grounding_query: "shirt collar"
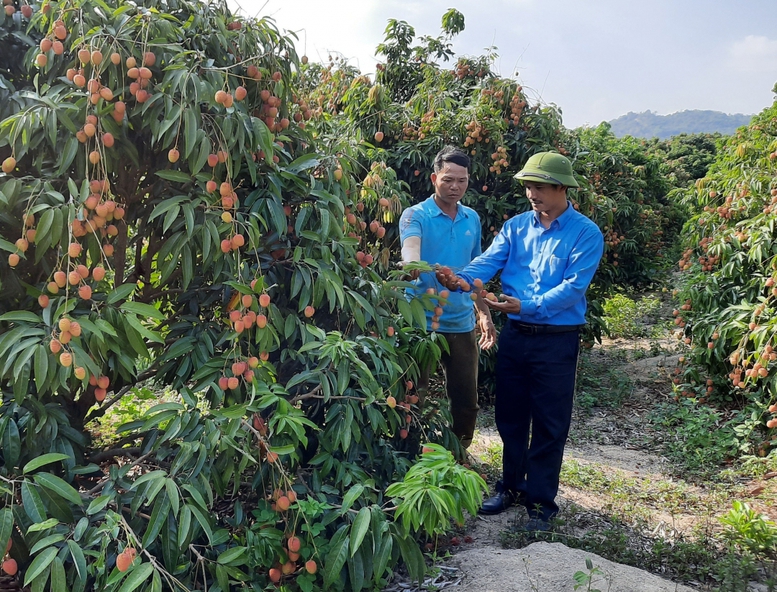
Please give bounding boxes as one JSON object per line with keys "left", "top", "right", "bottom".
{"left": 531, "top": 201, "right": 573, "bottom": 230}
{"left": 555, "top": 201, "right": 575, "bottom": 229}
{"left": 426, "top": 195, "right": 466, "bottom": 219}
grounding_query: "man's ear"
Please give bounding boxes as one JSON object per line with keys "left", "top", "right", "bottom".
{"left": 430, "top": 172, "right": 437, "bottom": 185}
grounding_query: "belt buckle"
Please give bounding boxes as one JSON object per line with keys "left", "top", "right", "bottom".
{"left": 514, "top": 321, "right": 537, "bottom": 334}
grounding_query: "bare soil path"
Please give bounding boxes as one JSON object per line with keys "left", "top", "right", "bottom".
{"left": 386, "top": 294, "right": 777, "bottom": 592}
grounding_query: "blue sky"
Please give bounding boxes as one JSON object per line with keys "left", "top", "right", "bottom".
{"left": 231, "top": 0, "right": 777, "bottom": 128}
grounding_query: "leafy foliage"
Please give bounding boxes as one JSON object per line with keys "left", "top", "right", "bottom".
{"left": 385, "top": 443, "right": 486, "bottom": 538}
{"left": 572, "top": 124, "right": 684, "bottom": 290}
{"left": 671, "top": 95, "right": 777, "bottom": 460}
{"left": 720, "top": 501, "right": 777, "bottom": 560}
{"left": 645, "top": 133, "right": 721, "bottom": 187}
{"left": 649, "top": 399, "right": 742, "bottom": 477}
{"left": 601, "top": 293, "right": 660, "bottom": 338}
{"left": 0, "top": 0, "right": 486, "bottom": 590}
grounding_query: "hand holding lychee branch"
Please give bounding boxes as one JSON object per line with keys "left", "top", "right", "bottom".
{"left": 391, "top": 260, "right": 433, "bottom": 281}
{"left": 432, "top": 266, "right": 487, "bottom": 298}
{"left": 433, "top": 265, "right": 464, "bottom": 291}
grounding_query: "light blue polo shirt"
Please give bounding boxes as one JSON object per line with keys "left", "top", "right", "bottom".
{"left": 399, "top": 196, "right": 482, "bottom": 333}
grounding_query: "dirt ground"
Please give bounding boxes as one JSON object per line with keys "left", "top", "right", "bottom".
{"left": 384, "top": 324, "right": 777, "bottom": 591}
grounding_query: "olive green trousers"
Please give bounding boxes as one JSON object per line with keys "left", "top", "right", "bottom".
{"left": 418, "top": 330, "right": 479, "bottom": 448}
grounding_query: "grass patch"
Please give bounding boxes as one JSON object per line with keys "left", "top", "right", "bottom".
{"left": 648, "top": 399, "right": 744, "bottom": 480}
{"left": 87, "top": 384, "right": 188, "bottom": 448}
{"left": 725, "top": 453, "right": 777, "bottom": 480}
{"left": 575, "top": 350, "right": 634, "bottom": 410}
{"left": 478, "top": 439, "right": 503, "bottom": 469}
{"left": 560, "top": 458, "right": 731, "bottom": 524}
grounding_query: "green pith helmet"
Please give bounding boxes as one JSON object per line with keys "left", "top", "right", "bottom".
{"left": 514, "top": 152, "right": 579, "bottom": 188}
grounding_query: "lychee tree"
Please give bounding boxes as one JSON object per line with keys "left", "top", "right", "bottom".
{"left": 671, "top": 89, "right": 777, "bottom": 456}
{"left": 645, "top": 132, "right": 721, "bottom": 188}
{"left": 0, "top": 0, "right": 486, "bottom": 590}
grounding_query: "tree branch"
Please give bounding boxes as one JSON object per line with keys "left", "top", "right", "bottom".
{"left": 89, "top": 447, "right": 141, "bottom": 463}
{"left": 141, "top": 268, "right": 183, "bottom": 302}
{"left": 288, "top": 384, "right": 322, "bottom": 404}
{"left": 120, "top": 506, "right": 152, "bottom": 521}
{"left": 289, "top": 384, "right": 366, "bottom": 405}
{"left": 114, "top": 218, "right": 129, "bottom": 285}
{"left": 188, "top": 544, "right": 207, "bottom": 565}
{"left": 87, "top": 450, "right": 155, "bottom": 495}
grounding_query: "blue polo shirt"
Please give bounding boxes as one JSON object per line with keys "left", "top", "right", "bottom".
{"left": 459, "top": 203, "right": 604, "bottom": 326}
{"left": 399, "top": 196, "right": 482, "bottom": 333}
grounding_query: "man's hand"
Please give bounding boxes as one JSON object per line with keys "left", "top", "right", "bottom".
{"left": 476, "top": 315, "right": 497, "bottom": 350}
{"left": 397, "top": 262, "right": 421, "bottom": 280}
{"left": 484, "top": 294, "right": 521, "bottom": 314}
{"left": 434, "top": 268, "right": 463, "bottom": 290}
{"left": 396, "top": 260, "right": 434, "bottom": 281}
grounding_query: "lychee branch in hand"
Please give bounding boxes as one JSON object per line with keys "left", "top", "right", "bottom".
{"left": 433, "top": 266, "right": 480, "bottom": 293}
{"left": 391, "top": 259, "right": 434, "bottom": 281}
{"left": 434, "top": 267, "right": 511, "bottom": 311}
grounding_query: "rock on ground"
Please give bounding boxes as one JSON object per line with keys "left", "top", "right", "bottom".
{"left": 448, "top": 541, "right": 696, "bottom": 592}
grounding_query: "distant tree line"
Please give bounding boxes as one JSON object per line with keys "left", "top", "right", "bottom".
{"left": 608, "top": 110, "right": 753, "bottom": 140}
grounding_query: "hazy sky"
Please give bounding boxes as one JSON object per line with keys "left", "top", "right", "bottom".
{"left": 231, "top": 0, "right": 777, "bottom": 128}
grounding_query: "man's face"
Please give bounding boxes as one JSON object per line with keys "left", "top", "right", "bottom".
{"left": 431, "top": 162, "right": 469, "bottom": 206}
{"left": 524, "top": 181, "right": 567, "bottom": 215}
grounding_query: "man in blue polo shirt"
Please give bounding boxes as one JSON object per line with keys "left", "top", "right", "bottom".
{"left": 399, "top": 146, "right": 496, "bottom": 449}
{"left": 436, "top": 152, "right": 604, "bottom": 530}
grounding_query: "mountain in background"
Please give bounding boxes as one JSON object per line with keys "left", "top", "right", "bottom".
{"left": 607, "top": 110, "right": 753, "bottom": 139}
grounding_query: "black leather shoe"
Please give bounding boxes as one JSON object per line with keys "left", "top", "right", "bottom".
{"left": 478, "top": 491, "right": 516, "bottom": 515}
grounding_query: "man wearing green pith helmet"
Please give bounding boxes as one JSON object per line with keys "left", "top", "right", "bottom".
{"left": 436, "top": 152, "right": 604, "bottom": 530}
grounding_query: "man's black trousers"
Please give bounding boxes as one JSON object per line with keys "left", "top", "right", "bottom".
{"left": 494, "top": 320, "right": 580, "bottom": 521}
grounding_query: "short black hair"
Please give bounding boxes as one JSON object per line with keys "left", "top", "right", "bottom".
{"left": 433, "top": 146, "right": 470, "bottom": 173}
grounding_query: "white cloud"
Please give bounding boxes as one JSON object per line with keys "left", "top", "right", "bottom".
{"left": 727, "top": 35, "right": 777, "bottom": 73}
{"left": 231, "top": 0, "right": 422, "bottom": 73}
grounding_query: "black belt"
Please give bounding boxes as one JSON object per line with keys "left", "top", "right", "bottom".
{"left": 509, "top": 320, "right": 583, "bottom": 334}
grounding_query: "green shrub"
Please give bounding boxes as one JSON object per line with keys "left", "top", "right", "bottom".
{"left": 671, "top": 96, "right": 777, "bottom": 453}
{"left": 720, "top": 501, "right": 777, "bottom": 560}
{"left": 386, "top": 443, "right": 487, "bottom": 538}
{"left": 601, "top": 293, "right": 660, "bottom": 338}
